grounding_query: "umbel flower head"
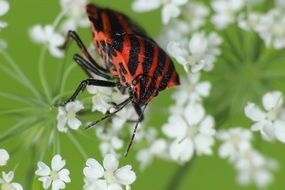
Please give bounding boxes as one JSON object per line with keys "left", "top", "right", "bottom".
{"left": 83, "top": 154, "right": 136, "bottom": 190}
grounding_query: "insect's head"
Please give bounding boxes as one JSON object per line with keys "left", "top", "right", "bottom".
{"left": 129, "top": 74, "right": 158, "bottom": 106}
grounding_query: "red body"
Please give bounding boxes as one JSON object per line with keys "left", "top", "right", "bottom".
{"left": 86, "top": 4, "right": 180, "bottom": 106}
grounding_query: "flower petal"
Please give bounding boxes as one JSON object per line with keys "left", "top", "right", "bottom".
{"left": 52, "top": 179, "right": 65, "bottom": 190}
{"left": 244, "top": 103, "right": 266, "bottom": 122}
{"left": 0, "top": 0, "right": 9, "bottom": 16}
{"left": 162, "top": 115, "right": 187, "bottom": 138}
{"left": 115, "top": 165, "right": 136, "bottom": 185}
{"left": 108, "top": 183, "right": 123, "bottom": 190}
{"left": 58, "top": 169, "right": 70, "bottom": 183}
{"left": 169, "top": 138, "right": 194, "bottom": 163}
{"left": 51, "top": 154, "right": 66, "bottom": 171}
{"left": 0, "top": 148, "right": 9, "bottom": 166}
{"left": 35, "top": 161, "right": 51, "bottom": 176}
{"left": 274, "top": 120, "right": 285, "bottom": 143}
{"left": 184, "top": 103, "right": 205, "bottom": 125}
{"left": 68, "top": 117, "right": 82, "bottom": 130}
{"left": 83, "top": 158, "right": 104, "bottom": 179}
{"left": 262, "top": 91, "right": 283, "bottom": 111}
{"left": 132, "top": 0, "right": 160, "bottom": 12}
{"left": 103, "top": 154, "right": 119, "bottom": 171}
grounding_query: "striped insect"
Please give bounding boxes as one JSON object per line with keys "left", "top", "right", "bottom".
{"left": 59, "top": 3, "right": 180, "bottom": 155}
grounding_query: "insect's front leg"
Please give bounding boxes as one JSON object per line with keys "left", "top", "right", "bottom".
{"left": 58, "top": 79, "right": 118, "bottom": 106}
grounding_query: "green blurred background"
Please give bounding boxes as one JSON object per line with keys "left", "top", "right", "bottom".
{"left": 0, "top": 0, "right": 285, "bottom": 190}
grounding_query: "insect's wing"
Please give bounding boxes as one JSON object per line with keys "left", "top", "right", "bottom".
{"left": 86, "top": 3, "right": 152, "bottom": 41}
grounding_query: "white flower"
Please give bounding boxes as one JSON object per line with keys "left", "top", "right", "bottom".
{"left": 136, "top": 139, "right": 168, "bottom": 170}
{"left": 245, "top": 91, "right": 285, "bottom": 142}
{"left": 111, "top": 105, "right": 137, "bottom": 130}
{"left": 0, "top": 0, "right": 9, "bottom": 29}
{"left": 59, "top": 0, "right": 89, "bottom": 32}
{"left": 180, "top": 2, "right": 209, "bottom": 31}
{"left": 238, "top": 12, "right": 261, "bottom": 31}
{"left": 211, "top": 0, "right": 245, "bottom": 29}
{"left": 132, "top": 0, "right": 188, "bottom": 24}
{"left": 0, "top": 171, "right": 23, "bottom": 190}
{"left": 83, "top": 154, "right": 136, "bottom": 190}
{"left": 0, "top": 149, "right": 9, "bottom": 166}
{"left": 96, "top": 126, "right": 124, "bottom": 156}
{"left": 235, "top": 149, "right": 278, "bottom": 188}
{"left": 162, "top": 104, "right": 215, "bottom": 163}
{"left": 35, "top": 154, "right": 71, "bottom": 190}
{"left": 57, "top": 100, "right": 84, "bottom": 132}
{"left": 30, "top": 25, "right": 65, "bottom": 57}
{"left": 167, "top": 32, "right": 222, "bottom": 72}
{"left": 87, "top": 85, "right": 113, "bottom": 114}
{"left": 255, "top": 9, "right": 285, "bottom": 49}
{"left": 216, "top": 128, "right": 252, "bottom": 161}
{"left": 157, "top": 20, "right": 190, "bottom": 49}
{"left": 171, "top": 73, "right": 211, "bottom": 106}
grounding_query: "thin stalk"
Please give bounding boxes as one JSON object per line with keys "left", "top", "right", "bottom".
{"left": 59, "top": 63, "right": 77, "bottom": 95}
{"left": 0, "top": 51, "right": 42, "bottom": 99}
{"left": 166, "top": 158, "right": 196, "bottom": 190}
{"left": 38, "top": 47, "right": 52, "bottom": 102}
{"left": 0, "top": 91, "right": 37, "bottom": 106}
{"left": 67, "top": 132, "right": 88, "bottom": 160}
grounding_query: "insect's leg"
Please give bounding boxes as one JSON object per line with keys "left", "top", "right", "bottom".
{"left": 73, "top": 53, "right": 111, "bottom": 79}
{"left": 60, "top": 30, "right": 108, "bottom": 73}
{"left": 126, "top": 102, "right": 144, "bottom": 123}
{"left": 86, "top": 97, "right": 132, "bottom": 129}
{"left": 124, "top": 103, "right": 146, "bottom": 157}
{"left": 62, "top": 79, "right": 117, "bottom": 105}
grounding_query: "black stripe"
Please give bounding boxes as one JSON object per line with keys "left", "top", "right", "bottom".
{"left": 128, "top": 35, "right": 140, "bottom": 76}
{"left": 153, "top": 48, "right": 166, "bottom": 81}
{"left": 105, "top": 9, "right": 125, "bottom": 34}
{"left": 119, "top": 62, "right": 127, "bottom": 74}
{"left": 142, "top": 40, "right": 153, "bottom": 74}
{"left": 158, "top": 59, "right": 174, "bottom": 91}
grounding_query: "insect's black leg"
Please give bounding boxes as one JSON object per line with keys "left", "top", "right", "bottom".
{"left": 124, "top": 103, "right": 147, "bottom": 157}
{"left": 86, "top": 97, "right": 132, "bottom": 129}
{"left": 60, "top": 30, "right": 108, "bottom": 73}
{"left": 73, "top": 54, "right": 111, "bottom": 79}
{"left": 62, "top": 79, "right": 117, "bottom": 105}
{"left": 126, "top": 102, "right": 144, "bottom": 123}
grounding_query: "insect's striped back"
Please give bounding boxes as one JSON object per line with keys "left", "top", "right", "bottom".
{"left": 86, "top": 3, "right": 180, "bottom": 106}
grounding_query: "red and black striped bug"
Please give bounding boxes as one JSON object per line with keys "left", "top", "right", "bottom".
{"left": 59, "top": 3, "right": 180, "bottom": 155}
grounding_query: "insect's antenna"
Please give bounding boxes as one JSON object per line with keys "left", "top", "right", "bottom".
{"left": 86, "top": 98, "right": 131, "bottom": 129}
{"left": 124, "top": 104, "right": 147, "bottom": 157}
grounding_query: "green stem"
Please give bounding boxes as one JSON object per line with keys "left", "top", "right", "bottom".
{"left": 166, "top": 158, "right": 195, "bottom": 190}
{"left": 0, "top": 51, "right": 42, "bottom": 99}
{"left": 38, "top": 47, "right": 52, "bottom": 103}
{"left": 67, "top": 132, "right": 88, "bottom": 160}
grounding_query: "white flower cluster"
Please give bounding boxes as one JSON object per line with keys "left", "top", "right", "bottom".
{"left": 83, "top": 154, "right": 136, "bottom": 190}
{"left": 35, "top": 153, "right": 137, "bottom": 190}
{"left": 245, "top": 91, "right": 285, "bottom": 143}
{"left": 136, "top": 128, "right": 168, "bottom": 170}
{"left": 167, "top": 32, "right": 222, "bottom": 73}
{"left": 159, "top": 73, "right": 215, "bottom": 164}
{"left": 132, "top": 0, "right": 188, "bottom": 24}
{"left": 237, "top": 2, "right": 285, "bottom": 49}
{"left": 217, "top": 128, "right": 278, "bottom": 188}
{"left": 0, "top": 0, "right": 9, "bottom": 30}
{"left": 0, "top": 148, "right": 23, "bottom": 190}
{"left": 29, "top": 0, "right": 89, "bottom": 57}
